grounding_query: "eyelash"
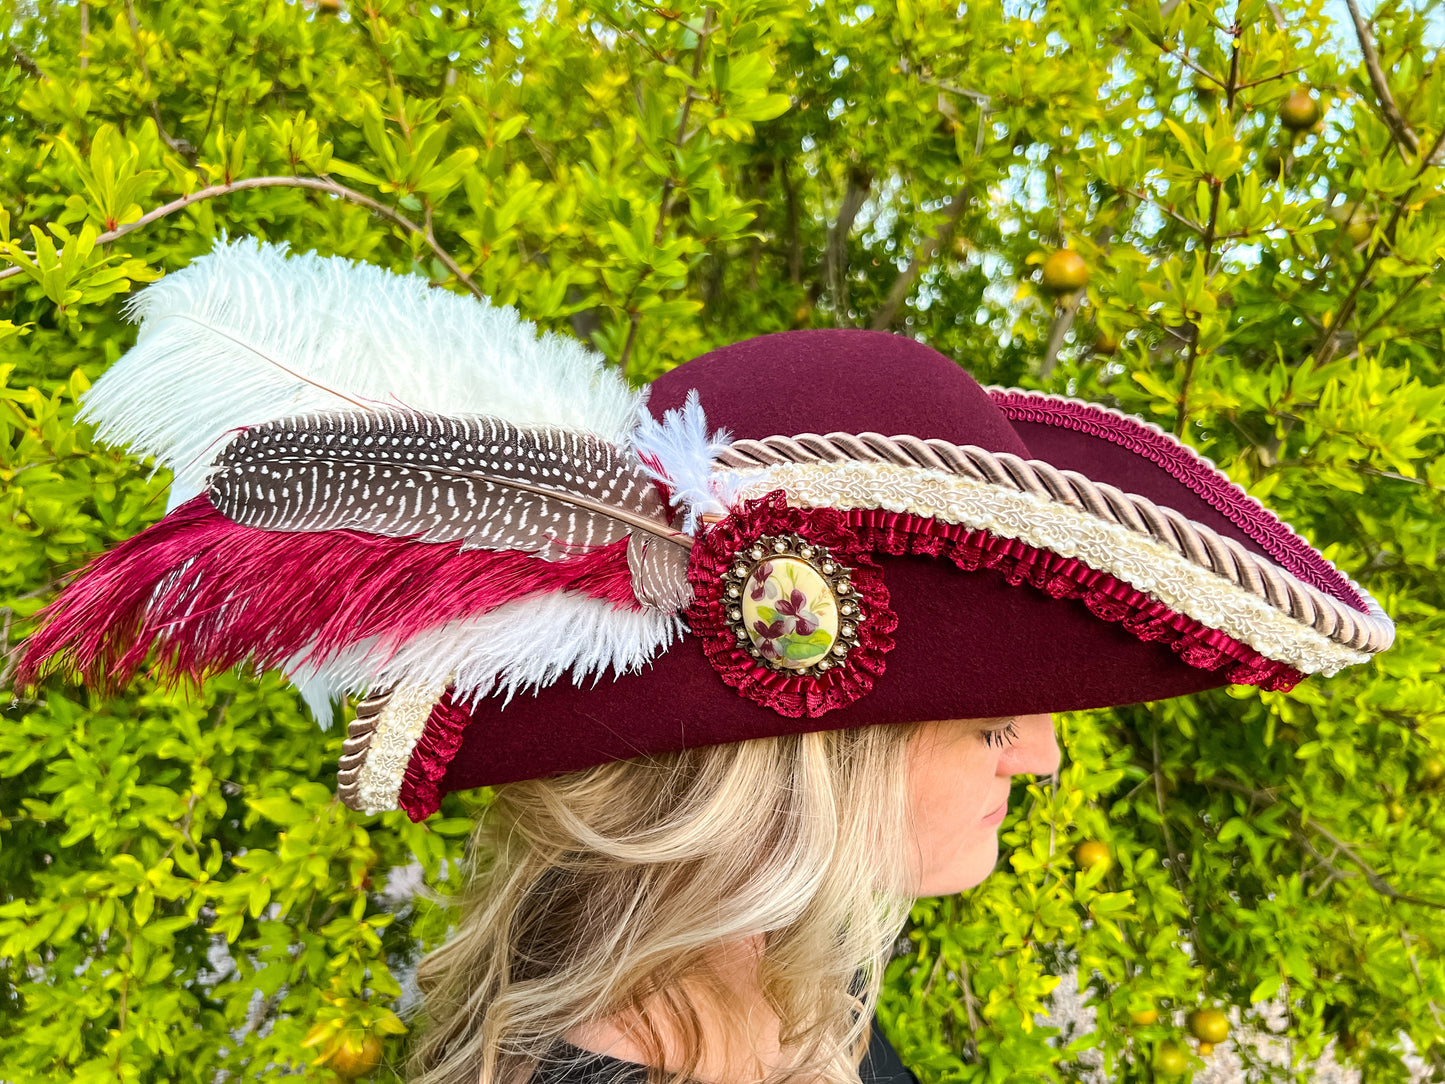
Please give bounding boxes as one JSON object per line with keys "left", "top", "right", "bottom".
{"left": 982, "top": 721, "right": 1021, "bottom": 749}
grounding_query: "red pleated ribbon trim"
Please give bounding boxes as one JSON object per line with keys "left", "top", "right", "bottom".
{"left": 843, "top": 508, "right": 1304, "bottom": 692}
{"left": 398, "top": 496, "right": 1307, "bottom": 820}
{"left": 398, "top": 690, "right": 473, "bottom": 821}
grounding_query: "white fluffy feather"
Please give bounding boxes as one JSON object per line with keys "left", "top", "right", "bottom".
{"left": 286, "top": 592, "right": 683, "bottom": 722}
{"left": 82, "top": 235, "right": 643, "bottom": 490}
{"left": 631, "top": 388, "right": 741, "bottom": 534}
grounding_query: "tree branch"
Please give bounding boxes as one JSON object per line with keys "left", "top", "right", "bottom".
{"left": 1343, "top": 0, "right": 1420, "bottom": 158}
{"left": 1206, "top": 777, "right": 1445, "bottom": 912}
{"left": 619, "top": 8, "right": 715, "bottom": 382}
{"left": 0, "top": 176, "right": 482, "bottom": 296}
{"left": 1306, "top": 124, "right": 1445, "bottom": 368}
{"left": 1040, "top": 289, "right": 1084, "bottom": 379}
{"left": 823, "top": 168, "right": 871, "bottom": 323}
{"left": 870, "top": 186, "right": 971, "bottom": 331}
{"left": 9, "top": 45, "right": 43, "bottom": 79}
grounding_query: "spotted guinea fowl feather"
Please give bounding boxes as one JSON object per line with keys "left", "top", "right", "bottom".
{"left": 207, "top": 409, "right": 693, "bottom": 610}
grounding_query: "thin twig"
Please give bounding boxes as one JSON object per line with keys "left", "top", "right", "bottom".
{"left": 1400, "top": 930, "right": 1445, "bottom": 1036}
{"left": 1356, "top": 465, "right": 1428, "bottom": 485}
{"left": 1122, "top": 188, "right": 1204, "bottom": 234}
{"left": 1206, "top": 777, "right": 1445, "bottom": 911}
{"left": 122, "top": 0, "right": 195, "bottom": 159}
{"left": 0, "top": 608, "right": 15, "bottom": 691}
{"left": 0, "top": 176, "right": 482, "bottom": 296}
{"left": 871, "top": 186, "right": 971, "bottom": 330}
{"left": 780, "top": 159, "right": 802, "bottom": 285}
{"left": 954, "top": 949, "right": 982, "bottom": 1062}
{"left": 1355, "top": 267, "right": 1435, "bottom": 341}
{"left": 1173, "top": 23, "right": 1240, "bottom": 438}
{"left": 653, "top": 8, "right": 715, "bottom": 245}
{"left": 1343, "top": 0, "right": 1419, "bottom": 157}
{"left": 1153, "top": 726, "right": 1202, "bottom": 942}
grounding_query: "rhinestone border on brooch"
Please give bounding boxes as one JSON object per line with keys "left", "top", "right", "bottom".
{"left": 719, "top": 533, "right": 864, "bottom": 677}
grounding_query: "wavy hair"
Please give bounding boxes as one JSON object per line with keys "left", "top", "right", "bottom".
{"left": 407, "top": 723, "right": 921, "bottom": 1084}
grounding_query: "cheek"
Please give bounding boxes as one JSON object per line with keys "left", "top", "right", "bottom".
{"left": 905, "top": 738, "right": 1005, "bottom": 896}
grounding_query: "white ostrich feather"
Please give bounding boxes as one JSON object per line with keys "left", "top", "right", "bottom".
{"left": 631, "top": 388, "right": 741, "bottom": 534}
{"left": 287, "top": 592, "right": 683, "bottom": 723}
{"left": 81, "top": 235, "right": 643, "bottom": 492}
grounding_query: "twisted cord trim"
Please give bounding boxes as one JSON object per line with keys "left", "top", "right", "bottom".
{"left": 984, "top": 387, "right": 1368, "bottom": 611}
{"left": 716, "top": 435, "right": 1392, "bottom": 658}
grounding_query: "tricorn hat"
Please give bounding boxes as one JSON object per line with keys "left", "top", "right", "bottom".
{"left": 22, "top": 238, "right": 1394, "bottom": 820}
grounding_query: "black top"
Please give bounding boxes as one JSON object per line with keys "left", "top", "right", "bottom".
{"left": 533, "top": 1017, "right": 920, "bottom": 1084}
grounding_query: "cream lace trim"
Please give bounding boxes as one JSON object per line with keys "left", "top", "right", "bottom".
{"left": 336, "top": 681, "right": 448, "bottom": 814}
{"left": 734, "top": 462, "right": 1372, "bottom": 677}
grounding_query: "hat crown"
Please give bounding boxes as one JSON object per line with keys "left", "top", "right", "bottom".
{"left": 647, "top": 329, "right": 1031, "bottom": 457}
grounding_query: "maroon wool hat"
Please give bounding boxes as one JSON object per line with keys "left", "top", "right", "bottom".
{"left": 409, "top": 330, "right": 1390, "bottom": 816}
{"left": 22, "top": 241, "right": 1392, "bottom": 821}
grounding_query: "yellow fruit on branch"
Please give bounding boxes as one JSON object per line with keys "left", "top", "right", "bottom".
{"left": 1188, "top": 1008, "right": 1230, "bottom": 1045}
{"left": 1040, "top": 249, "right": 1089, "bottom": 294}
{"left": 330, "top": 1034, "right": 384, "bottom": 1080}
{"left": 1130, "top": 1007, "right": 1160, "bottom": 1026}
{"left": 1075, "top": 840, "right": 1111, "bottom": 872}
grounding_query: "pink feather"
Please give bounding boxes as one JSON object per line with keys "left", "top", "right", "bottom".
{"left": 20, "top": 496, "right": 640, "bottom": 690}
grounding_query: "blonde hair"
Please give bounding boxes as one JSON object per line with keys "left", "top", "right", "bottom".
{"left": 408, "top": 723, "right": 920, "bottom": 1084}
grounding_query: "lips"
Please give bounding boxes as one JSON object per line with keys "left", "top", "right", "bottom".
{"left": 981, "top": 797, "right": 1010, "bottom": 823}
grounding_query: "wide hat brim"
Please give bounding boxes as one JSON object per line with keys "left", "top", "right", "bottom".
{"left": 414, "top": 330, "right": 1387, "bottom": 815}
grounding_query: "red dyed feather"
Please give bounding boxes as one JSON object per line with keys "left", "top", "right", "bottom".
{"left": 20, "top": 496, "right": 639, "bottom": 690}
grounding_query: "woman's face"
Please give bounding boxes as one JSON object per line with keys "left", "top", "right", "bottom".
{"left": 904, "top": 714, "right": 1060, "bottom": 896}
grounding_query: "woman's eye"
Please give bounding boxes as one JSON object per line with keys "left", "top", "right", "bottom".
{"left": 982, "top": 721, "right": 1021, "bottom": 749}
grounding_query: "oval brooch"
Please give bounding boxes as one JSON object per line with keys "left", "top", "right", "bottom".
{"left": 722, "top": 535, "right": 862, "bottom": 675}
{"left": 686, "top": 491, "right": 896, "bottom": 718}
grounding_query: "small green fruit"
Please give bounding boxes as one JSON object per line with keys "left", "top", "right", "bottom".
{"left": 1279, "top": 88, "right": 1321, "bottom": 131}
{"left": 1155, "top": 1041, "right": 1188, "bottom": 1075}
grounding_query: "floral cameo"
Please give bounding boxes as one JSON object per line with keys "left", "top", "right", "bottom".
{"left": 720, "top": 535, "right": 863, "bottom": 676}
{"left": 686, "top": 491, "right": 895, "bottom": 718}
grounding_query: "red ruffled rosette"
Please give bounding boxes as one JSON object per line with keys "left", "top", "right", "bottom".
{"left": 687, "top": 491, "right": 898, "bottom": 717}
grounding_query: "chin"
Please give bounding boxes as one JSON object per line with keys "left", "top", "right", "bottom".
{"left": 916, "top": 836, "right": 1000, "bottom": 897}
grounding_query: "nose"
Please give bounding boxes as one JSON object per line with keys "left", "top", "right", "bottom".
{"left": 998, "top": 713, "right": 1060, "bottom": 778}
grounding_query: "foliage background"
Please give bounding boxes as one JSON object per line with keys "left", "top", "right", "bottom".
{"left": 2, "top": 0, "right": 1443, "bottom": 1081}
